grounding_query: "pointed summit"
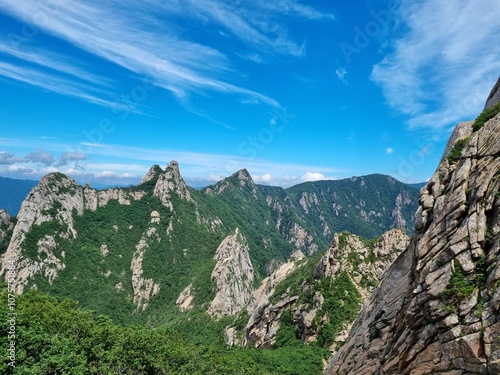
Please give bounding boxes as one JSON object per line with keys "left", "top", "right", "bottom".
{"left": 236, "top": 168, "right": 254, "bottom": 186}
{"left": 153, "top": 160, "right": 193, "bottom": 208}
{"left": 141, "top": 164, "right": 163, "bottom": 185}
{"left": 204, "top": 168, "right": 257, "bottom": 197}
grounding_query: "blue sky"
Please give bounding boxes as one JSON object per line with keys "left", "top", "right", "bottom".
{"left": 0, "top": 0, "right": 499, "bottom": 188}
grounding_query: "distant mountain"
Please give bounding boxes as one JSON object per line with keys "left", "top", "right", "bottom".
{"left": 0, "top": 176, "right": 38, "bottom": 216}
{"left": 0, "top": 163, "right": 419, "bottom": 326}
{"left": 407, "top": 181, "right": 427, "bottom": 189}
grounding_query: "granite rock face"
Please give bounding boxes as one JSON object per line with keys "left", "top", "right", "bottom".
{"left": 485, "top": 76, "right": 500, "bottom": 110}
{"left": 325, "top": 106, "right": 500, "bottom": 374}
{"left": 0, "top": 210, "right": 14, "bottom": 244}
{"left": 208, "top": 228, "right": 255, "bottom": 318}
{"left": 242, "top": 230, "right": 408, "bottom": 350}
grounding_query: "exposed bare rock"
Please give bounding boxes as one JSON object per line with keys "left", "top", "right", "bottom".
{"left": 16, "top": 235, "right": 66, "bottom": 286}
{"left": 243, "top": 295, "right": 299, "bottom": 349}
{"left": 326, "top": 112, "right": 500, "bottom": 374}
{"left": 243, "top": 229, "right": 409, "bottom": 350}
{"left": 208, "top": 228, "right": 255, "bottom": 318}
{"left": 249, "top": 251, "right": 305, "bottom": 314}
{"left": 485, "top": 76, "right": 500, "bottom": 109}
{"left": 391, "top": 190, "right": 413, "bottom": 229}
{"left": 0, "top": 210, "right": 14, "bottom": 243}
{"left": 131, "top": 227, "right": 161, "bottom": 311}
{"left": 287, "top": 222, "right": 318, "bottom": 255}
{"left": 150, "top": 210, "right": 160, "bottom": 224}
{"left": 176, "top": 284, "right": 194, "bottom": 312}
{"left": 0, "top": 174, "right": 83, "bottom": 292}
{"left": 153, "top": 160, "right": 194, "bottom": 209}
{"left": 299, "top": 192, "right": 319, "bottom": 213}
{"left": 0, "top": 173, "right": 148, "bottom": 293}
{"left": 141, "top": 164, "right": 163, "bottom": 184}
{"left": 316, "top": 229, "right": 409, "bottom": 297}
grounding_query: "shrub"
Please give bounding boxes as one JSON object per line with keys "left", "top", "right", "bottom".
{"left": 472, "top": 102, "right": 500, "bottom": 132}
{"left": 447, "top": 137, "right": 470, "bottom": 164}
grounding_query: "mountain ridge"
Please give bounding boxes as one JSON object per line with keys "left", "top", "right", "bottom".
{"left": 0, "top": 161, "right": 419, "bottom": 326}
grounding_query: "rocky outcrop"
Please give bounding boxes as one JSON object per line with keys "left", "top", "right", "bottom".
{"left": 326, "top": 105, "right": 500, "bottom": 374}
{"left": 316, "top": 229, "right": 410, "bottom": 299}
{"left": 485, "top": 76, "right": 500, "bottom": 110}
{"left": 205, "top": 168, "right": 258, "bottom": 198}
{"left": 391, "top": 190, "right": 413, "bottom": 229}
{"left": 0, "top": 173, "right": 148, "bottom": 293}
{"left": 176, "top": 284, "right": 194, "bottom": 312}
{"left": 153, "top": 160, "right": 194, "bottom": 210}
{"left": 286, "top": 222, "right": 318, "bottom": 255}
{"left": 141, "top": 164, "right": 163, "bottom": 184}
{"left": 241, "top": 251, "right": 305, "bottom": 347}
{"left": 243, "top": 230, "right": 408, "bottom": 350}
{"left": 131, "top": 226, "right": 161, "bottom": 311}
{"left": 208, "top": 228, "right": 255, "bottom": 318}
{"left": 0, "top": 210, "right": 14, "bottom": 244}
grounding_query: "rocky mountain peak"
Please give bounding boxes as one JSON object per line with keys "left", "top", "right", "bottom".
{"left": 204, "top": 168, "right": 258, "bottom": 197}
{"left": 141, "top": 164, "right": 163, "bottom": 184}
{"left": 326, "top": 88, "right": 500, "bottom": 374}
{"left": 237, "top": 168, "right": 253, "bottom": 184}
{"left": 153, "top": 160, "right": 193, "bottom": 208}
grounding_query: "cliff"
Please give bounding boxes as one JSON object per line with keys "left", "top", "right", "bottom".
{"left": 241, "top": 229, "right": 409, "bottom": 350}
{"left": 326, "top": 87, "right": 500, "bottom": 374}
{"left": 208, "top": 228, "right": 255, "bottom": 318}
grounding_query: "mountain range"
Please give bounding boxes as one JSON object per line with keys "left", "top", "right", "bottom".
{"left": 1, "top": 78, "right": 498, "bottom": 374}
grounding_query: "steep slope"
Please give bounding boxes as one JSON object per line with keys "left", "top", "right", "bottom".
{"left": 326, "top": 89, "right": 500, "bottom": 374}
{"left": 0, "top": 176, "right": 38, "bottom": 216}
{"left": 208, "top": 228, "right": 255, "bottom": 318}
{"left": 0, "top": 210, "right": 15, "bottom": 255}
{"left": 285, "top": 174, "right": 417, "bottom": 240}
{"left": 202, "top": 169, "right": 297, "bottom": 275}
{"left": 237, "top": 229, "right": 409, "bottom": 352}
{"left": 1, "top": 160, "right": 419, "bottom": 326}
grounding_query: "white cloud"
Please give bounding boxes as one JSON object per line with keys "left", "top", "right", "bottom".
{"left": 24, "top": 148, "right": 55, "bottom": 165}
{"left": 95, "top": 170, "right": 115, "bottom": 178}
{"left": 335, "top": 66, "right": 348, "bottom": 84}
{"left": 253, "top": 173, "right": 273, "bottom": 183}
{"left": 386, "top": 147, "right": 394, "bottom": 155}
{"left": 57, "top": 151, "right": 87, "bottom": 166}
{"left": 0, "top": 61, "right": 130, "bottom": 111}
{"left": 300, "top": 172, "right": 326, "bottom": 182}
{"left": 371, "top": 0, "right": 500, "bottom": 129}
{"left": 0, "top": 0, "right": 334, "bottom": 112}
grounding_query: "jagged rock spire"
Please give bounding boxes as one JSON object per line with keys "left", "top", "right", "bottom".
{"left": 153, "top": 160, "right": 193, "bottom": 208}
{"left": 141, "top": 164, "right": 163, "bottom": 184}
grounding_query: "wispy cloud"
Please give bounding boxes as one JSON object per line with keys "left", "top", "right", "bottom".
{"left": 0, "top": 40, "right": 111, "bottom": 86}
{"left": 254, "top": 0, "right": 334, "bottom": 21}
{"left": 371, "top": 0, "right": 500, "bottom": 129}
{"left": 0, "top": 0, "right": 331, "bottom": 112}
{"left": 0, "top": 61, "right": 129, "bottom": 110}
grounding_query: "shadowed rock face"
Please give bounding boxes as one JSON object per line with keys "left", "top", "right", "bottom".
{"left": 485, "top": 76, "right": 500, "bottom": 110}
{"left": 325, "top": 93, "right": 500, "bottom": 374}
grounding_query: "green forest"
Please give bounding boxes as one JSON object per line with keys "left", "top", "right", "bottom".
{"left": 0, "top": 289, "right": 325, "bottom": 374}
